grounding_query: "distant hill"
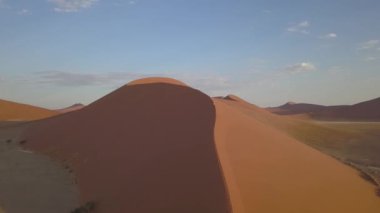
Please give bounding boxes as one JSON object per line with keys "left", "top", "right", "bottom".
{"left": 0, "top": 99, "right": 58, "bottom": 121}
{"left": 267, "top": 102, "right": 328, "bottom": 115}
{"left": 56, "top": 103, "right": 85, "bottom": 113}
{"left": 267, "top": 97, "right": 380, "bottom": 121}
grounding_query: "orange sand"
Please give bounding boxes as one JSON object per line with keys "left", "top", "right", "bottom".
{"left": 0, "top": 99, "right": 57, "bottom": 121}
{"left": 214, "top": 97, "right": 380, "bottom": 213}
{"left": 25, "top": 78, "right": 230, "bottom": 213}
{"left": 21, "top": 78, "right": 380, "bottom": 212}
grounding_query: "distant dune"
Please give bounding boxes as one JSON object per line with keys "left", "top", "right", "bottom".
{"left": 56, "top": 103, "right": 85, "bottom": 113}
{"left": 268, "top": 97, "right": 380, "bottom": 121}
{"left": 0, "top": 99, "right": 58, "bottom": 121}
{"left": 267, "top": 102, "right": 328, "bottom": 115}
{"left": 19, "top": 78, "right": 380, "bottom": 212}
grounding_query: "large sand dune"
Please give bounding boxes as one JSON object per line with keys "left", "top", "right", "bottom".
{"left": 0, "top": 99, "right": 57, "bottom": 121}
{"left": 13, "top": 78, "right": 380, "bottom": 212}
{"left": 24, "top": 78, "right": 231, "bottom": 213}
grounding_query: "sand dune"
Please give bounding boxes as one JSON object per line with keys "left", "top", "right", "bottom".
{"left": 214, "top": 97, "right": 380, "bottom": 213}
{"left": 0, "top": 99, "right": 57, "bottom": 121}
{"left": 24, "top": 77, "right": 230, "bottom": 213}
{"left": 268, "top": 97, "right": 380, "bottom": 121}
{"left": 56, "top": 103, "right": 85, "bottom": 114}
{"left": 16, "top": 78, "right": 380, "bottom": 212}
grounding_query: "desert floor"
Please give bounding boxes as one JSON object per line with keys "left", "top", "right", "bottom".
{"left": 309, "top": 121, "right": 380, "bottom": 184}
{"left": 0, "top": 122, "right": 79, "bottom": 213}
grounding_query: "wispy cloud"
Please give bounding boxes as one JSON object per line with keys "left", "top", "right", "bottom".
{"left": 262, "top": 9, "right": 272, "bottom": 14}
{"left": 48, "top": 0, "right": 98, "bottom": 13}
{"left": 36, "top": 71, "right": 152, "bottom": 86}
{"left": 319, "top": 33, "right": 337, "bottom": 39}
{"left": 33, "top": 70, "right": 237, "bottom": 96}
{"left": 17, "top": 9, "right": 31, "bottom": 15}
{"left": 358, "top": 40, "right": 380, "bottom": 62}
{"left": 284, "top": 62, "right": 316, "bottom": 74}
{"left": 364, "top": 56, "right": 379, "bottom": 62}
{"left": 359, "top": 39, "right": 380, "bottom": 50}
{"left": 172, "top": 73, "right": 234, "bottom": 93}
{"left": 287, "top": 21, "right": 310, "bottom": 34}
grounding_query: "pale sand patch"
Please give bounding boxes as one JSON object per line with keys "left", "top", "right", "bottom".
{"left": 0, "top": 122, "right": 79, "bottom": 213}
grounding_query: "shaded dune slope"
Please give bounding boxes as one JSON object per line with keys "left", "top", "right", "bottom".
{"left": 0, "top": 99, "right": 57, "bottom": 121}
{"left": 24, "top": 78, "right": 231, "bottom": 213}
{"left": 214, "top": 96, "right": 380, "bottom": 213}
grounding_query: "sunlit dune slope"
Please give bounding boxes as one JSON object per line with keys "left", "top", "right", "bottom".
{"left": 218, "top": 95, "right": 380, "bottom": 168}
{"left": 0, "top": 99, "right": 57, "bottom": 121}
{"left": 24, "top": 78, "right": 231, "bottom": 213}
{"left": 213, "top": 96, "right": 380, "bottom": 213}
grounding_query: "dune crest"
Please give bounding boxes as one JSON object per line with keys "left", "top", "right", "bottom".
{"left": 127, "top": 77, "right": 187, "bottom": 86}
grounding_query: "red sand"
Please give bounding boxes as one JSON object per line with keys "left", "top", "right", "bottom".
{"left": 0, "top": 99, "right": 57, "bottom": 121}
{"left": 25, "top": 78, "right": 231, "bottom": 213}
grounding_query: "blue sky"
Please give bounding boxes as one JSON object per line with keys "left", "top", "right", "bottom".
{"left": 1, "top": 0, "right": 380, "bottom": 108}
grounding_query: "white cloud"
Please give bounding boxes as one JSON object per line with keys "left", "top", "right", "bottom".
{"left": 284, "top": 62, "right": 316, "bottom": 74}
{"left": 320, "top": 33, "right": 337, "bottom": 39}
{"left": 364, "top": 56, "right": 379, "bottom": 62}
{"left": 287, "top": 21, "right": 310, "bottom": 34}
{"left": 17, "top": 9, "right": 31, "bottom": 15}
{"left": 359, "top": 40, "right": 380, "bottom": 50}
{"left": 48, "top": 0, "right": 98, "bottom": 13}
{"left": 298, "top": 21, "right": 309, "bottom": 27}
